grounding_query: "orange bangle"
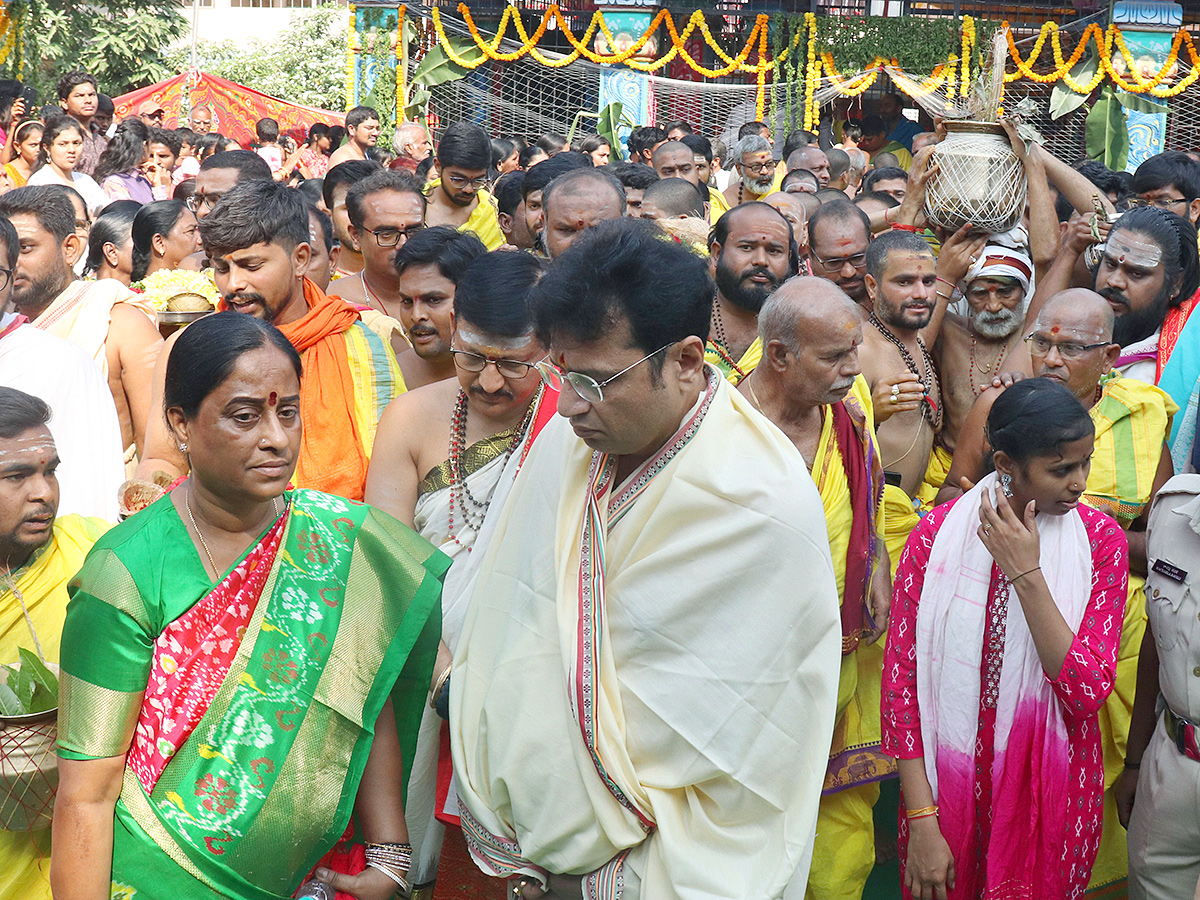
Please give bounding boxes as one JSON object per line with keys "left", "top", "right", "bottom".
{"left": 906, "top": 805, "right": 939, "bottom": 820}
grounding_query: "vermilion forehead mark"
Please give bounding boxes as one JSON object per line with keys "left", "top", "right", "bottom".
{"left": 1050, "top": 325, "right": 1060, "bottom": 335}
{"left": 268, "top": 391, "right": 277, "bottom": 406}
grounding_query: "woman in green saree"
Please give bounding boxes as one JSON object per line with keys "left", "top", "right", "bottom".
{"left": 51, "top": 312, "right": 447, "bottom": 900}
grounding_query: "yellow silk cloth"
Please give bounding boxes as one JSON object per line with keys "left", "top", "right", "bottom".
{"left": 812, "top": 377, "right": 894, "bottom": 788}
{"left": 1084, "top": 374, "right": 1176, "bottom": 527}
{"left": 806, "top": 782, "right": 881, "bottom": 900}
{"left": 463, "top": 192, "right": 505, "bottom": 250}
{"left": 703, "top": 337, "right": 761, "bottom": 385}
{"left": 916, "top": 443, "right": 953, "bottom": 514}
{"left": 1084, "top": 376, "right": 1174, "bottom": 898}
{"left": 809, "top": 378, "right": 893, "bottom": 897}
{"left": 0, "top": 515, "right": 109, "bottom": 900}
{"left": 707, "top": 185, "right": 730, "bottom": 222}
{"left": 451, "top": 374, "right": 841, "bottom": 898}
{"left": 883, "top": 483, "right": 921, "bottom": 579}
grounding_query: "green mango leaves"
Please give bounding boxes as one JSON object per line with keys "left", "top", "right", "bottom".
{"left": 0, "top": 648, "right": 59, "bottom": 717}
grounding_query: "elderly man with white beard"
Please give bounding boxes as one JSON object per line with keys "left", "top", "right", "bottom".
{"left": 931, "top": 244, "right": 1035, "bottom": 455}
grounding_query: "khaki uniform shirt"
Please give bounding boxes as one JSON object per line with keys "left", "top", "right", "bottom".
{"left": 1145, "top": 473, "right": 1200, "bottom": 722}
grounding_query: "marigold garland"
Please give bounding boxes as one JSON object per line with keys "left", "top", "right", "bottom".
{"left": 803, "top": 12, "right": 818, "bottom": 131}
{"left": 396, "top": 4, "right": 406, "bottom": 121}
{"left": 419, "top": 6, "right": 1198, "bottom": 120}
{"left": 1003, "top": 20, "right": 1199, "bottom": 98}
{"left": 0, "top": 6, "right": 14, "bottom": 67}
{"left": 960, "top": 16, "right": 974, "bottom": 97}
{"left": 346, "top": 3, "right": 357, "bottom": 109}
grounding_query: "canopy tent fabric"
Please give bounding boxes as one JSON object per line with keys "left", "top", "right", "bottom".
{"left": 114, "top": 71, "right": 345, "bottom": 147}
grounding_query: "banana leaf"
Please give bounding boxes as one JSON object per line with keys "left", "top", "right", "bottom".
{"left": 1085, "top": 87, "right": 1129, "bottom": 171}
{"left": 1049, "top": 54, "right": 1097, "bottom": 120}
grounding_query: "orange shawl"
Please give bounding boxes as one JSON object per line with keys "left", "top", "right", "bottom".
{"left": 249, "top": 279, "right": 369, "bottom": 499}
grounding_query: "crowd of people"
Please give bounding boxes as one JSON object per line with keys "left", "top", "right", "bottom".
{"left": 0, "top": 65, "right": 1198, "bottom": 900}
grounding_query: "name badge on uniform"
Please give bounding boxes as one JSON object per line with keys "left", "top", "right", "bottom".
{"left": 1152, "top": 558, "right": 1188, "bottom": 583}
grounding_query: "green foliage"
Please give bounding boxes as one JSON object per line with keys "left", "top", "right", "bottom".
{"left": 813, "top": 15, "right": 1000, "bottom": 76}
{"left": 596, "top": 101, "right": 632, "bottom": 153}
{"left": 31, "top": 0, "right": 187, "bottom": 96}
{"left": 363, "top": 39, "right": 399, "bottom": 136}
{"left": 166, "top": 4, "right": 349, "bottom": 112}
{"left": 1085, "top": 86, "right": 1129, "bottom": 171}
{"left": 402, "top": 33, "right": 482, "bottom": 123}
{"left": 1116, "top": 90, "right": 1168, "bottom": 115}
{"left": 0, "top": 648, "right": 58, "bottom": 717}
{"left": 1049, "top": 53, "right": 1098, "bottom": 120}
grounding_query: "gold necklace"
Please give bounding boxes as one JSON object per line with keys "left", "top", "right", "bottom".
{"left": 185, "top": 484, "right": 283, "bottom": 579}
{"left": 185, "top": 485, "right": 220, "bottom": 578}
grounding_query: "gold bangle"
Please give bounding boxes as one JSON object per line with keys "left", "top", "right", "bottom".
{"left": 906, "top": 805, "right": 939, "bottom": 819}
{"left": 429, "top": 665, "right": 451, "bottom": 709}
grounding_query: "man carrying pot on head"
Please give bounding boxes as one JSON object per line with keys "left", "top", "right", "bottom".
{"left": 0, "top": 386, "right": 108, "bottom": 900}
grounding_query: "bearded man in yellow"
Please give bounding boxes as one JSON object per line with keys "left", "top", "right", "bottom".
{"left": 0, "top": 388, "right": 108, "bottom": 899}
{"left": 703, "top": 203, "right": 794, "bottom": 384}
{"left": 738, "top": 278, "right": 894, "bottom": 900}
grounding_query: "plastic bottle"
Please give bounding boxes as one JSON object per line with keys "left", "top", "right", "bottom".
{"left": 294, "top": 881, "right": 336, "bottom": 900}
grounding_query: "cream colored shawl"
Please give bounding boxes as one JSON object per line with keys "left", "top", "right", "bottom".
{"left": 33, "top": 279, "right": 154, "bottom": 374}
{"left": 451, "top": 372, "right": 841, "bottom": 899}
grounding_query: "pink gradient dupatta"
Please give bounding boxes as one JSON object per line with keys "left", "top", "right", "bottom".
{"left": 915, "top": 473, "right": 1091, "bottom": 899}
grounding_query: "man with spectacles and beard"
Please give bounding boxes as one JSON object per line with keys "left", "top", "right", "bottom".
{"left": 392, "top": 225, "right": 487, "bottom": 389}
{"left": 135, "top": 180, "right": 403, "bottom": 501}
{"left": 704, "top": 202, "right": 795, "bottom": 384}
{"left": 424, "top": 122, "right": 504, "bottom": 250}
{"left": 808, "top": 202, "right": 874, "bottom": 311}
{"left": 720, "top": 134, "right": 780, "bottom": 209}
{"left": 365, "top": 250, "right": 558, "bottom": 897}
{"left": 450, "top": 218, "right": 839, "bottom": 900}
{"left": 329, "top": 169, "right": 426, "bottom": 329}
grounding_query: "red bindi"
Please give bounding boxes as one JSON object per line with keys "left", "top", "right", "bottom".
{"left": 1050, "top": 326, "right": 1060, "bottom": 335}
{"left": 268, "top": 391, "right": 277, "bottom": 406}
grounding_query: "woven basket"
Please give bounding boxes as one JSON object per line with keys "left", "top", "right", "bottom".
{"left": 924, "top": 121, "right": 1028, "bottom": 234}
{"left": 0, "top": 662, "right": 59, "bottom": 832}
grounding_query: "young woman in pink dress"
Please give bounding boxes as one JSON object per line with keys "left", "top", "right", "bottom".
{"left": 882, "top": 377, "right": 1129, "bottom": 900}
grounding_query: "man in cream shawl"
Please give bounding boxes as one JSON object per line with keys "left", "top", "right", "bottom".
{"left": 450, "top": 219, "right": 841, "bottom": 899}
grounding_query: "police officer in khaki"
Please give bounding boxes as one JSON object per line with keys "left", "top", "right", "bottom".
{"left": 1116, "top": 472, "right": 1200, "bottom": 899}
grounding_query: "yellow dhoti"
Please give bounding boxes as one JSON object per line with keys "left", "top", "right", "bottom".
{"left": 883, "top": 483, "right": 921, "bottom": 579}
{"left": 916, "top": 443, "right": 953, "bottom": 513}
{"left": 807, "top": 377, "right": 895, "bottom": 900}
{"left": 0, "top": 515, "right": 108, "bottom": 900}
{"left": 1083, "top": 376, "right": 1175, "bottom": 899}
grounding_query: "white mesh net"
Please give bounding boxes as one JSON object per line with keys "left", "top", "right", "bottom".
{"left": 417, "top": 12, "right": 1200, "bottom": 165}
